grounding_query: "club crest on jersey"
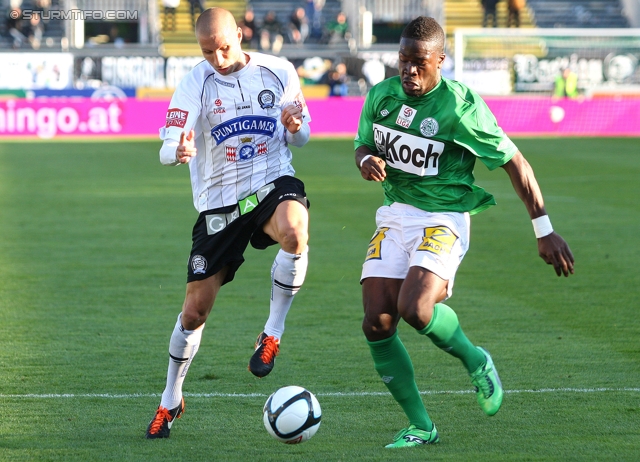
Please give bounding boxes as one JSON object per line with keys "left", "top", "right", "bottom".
{"left": 396, "top": 104, "right": 417, "bottom": 128}
{"left": 225, "top": 136, "right": 268, "bottom": 163}
{"left": 420, "top": 118, "right": 439, "bottom": 137}
{"left": 258, "top": 90, "right": 276, "bottom": 109}
{"left": 166, "top": 108, "right": 188, "bottom": 128}
{"left": 211, "top": 116, "right": 277, "bottom": 145}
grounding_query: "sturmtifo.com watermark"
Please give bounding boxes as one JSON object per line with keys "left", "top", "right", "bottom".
{"left": 12, "top": 9, "right": 139, "bottom": 21}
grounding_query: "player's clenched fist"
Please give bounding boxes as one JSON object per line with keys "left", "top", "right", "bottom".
{"left": 281, "top": 104, "right": 303, "bottom": 134}
{"left": 176, "top": 129, "right": 197, "bottom": 164}
{"left": 359, "top": 153, "right": 387, "bottom": 182}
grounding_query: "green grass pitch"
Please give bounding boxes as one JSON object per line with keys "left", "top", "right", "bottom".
{"left": 0, "top": 137, "right": 638, "bottom": 461}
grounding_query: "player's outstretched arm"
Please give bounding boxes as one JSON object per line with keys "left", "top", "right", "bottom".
{"left": 501, "top": 151, "right": 575, "bottom": 277}
{"left": 356, "top": 146, "right": 386, "bottom": 182}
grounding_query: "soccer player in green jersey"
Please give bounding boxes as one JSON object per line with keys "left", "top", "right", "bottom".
{"left": 355, "top": 16, "right": 574, "bottom": 448}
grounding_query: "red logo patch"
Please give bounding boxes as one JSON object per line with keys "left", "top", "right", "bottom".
{"left": 166, "top": 108, "right": 188, "bottom": 128}
{"left": 295, "top": 91, "right": 307, "bottom": 110}
{"left": 215, "top": 99, "right": 222, "bottom": 106}
{"left": 404, "top": 107, "right": 413, "bottom": 117}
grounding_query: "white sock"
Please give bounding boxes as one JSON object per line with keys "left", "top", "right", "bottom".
{"left": 264, "top": 247, "right": 308, "bottom": 340}
{"left": 160, "top": 313, "right": 204, "bottom": 409}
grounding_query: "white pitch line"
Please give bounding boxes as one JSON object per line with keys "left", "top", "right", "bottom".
{"left": 0, "top": 388, "right": 638, "bottom": 399}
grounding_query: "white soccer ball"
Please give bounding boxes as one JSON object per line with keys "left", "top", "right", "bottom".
{"left": 263, "top": 385, "right": 322, "bottom": 444}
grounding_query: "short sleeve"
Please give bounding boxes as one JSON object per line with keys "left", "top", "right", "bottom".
{"left": 454, "top": 98, "right": 517, "bottom": 171}
{"left": 354, "top": 91, "right": 376, "bottom": 151}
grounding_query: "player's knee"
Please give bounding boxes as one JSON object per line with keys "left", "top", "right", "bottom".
{"left": 362, "top": 314, "right": 396, "bottom": 341}
{"left": 279, "top": 226, "right": 308, "bottom": 253}
{"left": 181, "top": 304, "right": 209, "bottom": 330}
{"left": 398, "top": 301, "right": 434, "bottom": 331}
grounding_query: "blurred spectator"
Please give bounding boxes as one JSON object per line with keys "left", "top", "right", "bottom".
{"left": 327, "top": 62, "right": 349, "bottom": 97}
{"left": 323, "top": 11, "right": 349, "bottom": 45}
{"left": 26, "top": 12, "right": 44, "bottom": 49}
{"left": 6, "top": 6, "right": 26, "bottom": 48}
{"left": 78, "top": 56, "right": 97, "bottom": 86}
{"left": 239, "top": 9, "right": 258, "bottom": 48}
{"left": 296, "top": 56, "right": 331, "bottom": 84}
{"left": 287, "top": 7, "right": 309, "bottom": 45}
{"left": 554, "top": 67, "right": 578, "bottom": 99}
{"left": 507, "top": 0, "right": 525, "bottom": 27}
{"left": 306, "top": 0, "right": 325, "bottom": 42}
{"left": 259, "top": 10, "right": 284, "bottom": 53}
{"left": 481, "top": 0, "right": 500, "bottom": 28}
{"left": 188, "top": 0, "right": 206, "bottom": 30}
{"left": 34, "top": 0, "right": 51, "bottom": 13}
{"left": 110, "top": 24, "right": 124, "bottom": 48}
{"left": 163, "top": 0, "right": 180, "bottom": 32}
{"left": 362, "top": 59, "right": 386, "bottom": 87}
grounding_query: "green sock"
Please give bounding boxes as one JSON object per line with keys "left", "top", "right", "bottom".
{"left": 367, "top": 332, "right": 433, "bottom": 431}
{"left": 418, "top": 303, "right": 485, "bottom": 373}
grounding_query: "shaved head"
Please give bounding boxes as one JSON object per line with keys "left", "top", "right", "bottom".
{"left": 195, "top": 7, "right": 247, "bottom": 76}
{"left": 196, "top": 7, "right": 237, "bottom": 37}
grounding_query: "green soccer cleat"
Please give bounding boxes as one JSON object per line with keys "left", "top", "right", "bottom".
{"left": 470, "top": 347, "right": 503, "bottom": 416}
{"left": 385, "top": 424, "right": 440, "bottom": 448}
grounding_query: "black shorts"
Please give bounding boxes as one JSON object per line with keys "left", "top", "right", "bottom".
{"left": 187, "top": 175, "right": 309, "bottom": 285}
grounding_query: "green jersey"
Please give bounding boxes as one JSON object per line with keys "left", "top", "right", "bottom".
{"left": 354, "top": 76, "right": 517, "bottom": 214}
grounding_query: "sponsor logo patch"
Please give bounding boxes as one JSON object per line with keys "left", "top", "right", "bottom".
{"left": 211, "top": 116, "right": 277, "bottom": 145}
{"left": 395, "top": 104, "right": 417, "bottom": 128}
{"left": 225, "top": 136, "right": 268, "bottom": 162}
{"left": 166, "top": 108, "right": 188, "bottom": 128}
{"left": 293, "top": 90, "right": 306, "bottom": 110}
{"left": 214, "top": 77, "right": 235, "bottom": 88}
{"left": 417, "top": 226, "right": 458, "bottom": 255}
{"left": 235, "top": 101, "right": 252, "bottom": 112}
{"left": 497, "top": 135, "right": 516, "bottom": 152}
{"left": 373, "top": 123, "right": 444, "bottom": 176}
{"left": 380, "top": 109, "right": 389, "bottom": 117}
{"left": 420, "top": 117, "right": 439, "bottom": 137}
{"left": 366, "top": 227, "right": 388, "bottom": 261}
{"left": 205, "top": 209, "right": 239, "bottom": 235}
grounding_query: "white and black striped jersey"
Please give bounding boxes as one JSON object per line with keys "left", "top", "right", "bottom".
{"left": 159, "top": 52, "right": 311, "bottom": 212}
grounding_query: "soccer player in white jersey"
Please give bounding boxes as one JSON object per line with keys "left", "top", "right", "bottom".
{"left": 146, "top": 8, "right": 312, "bottom": 439}
{"left": 355, "top": 17, "right": 575, "bottom": 448}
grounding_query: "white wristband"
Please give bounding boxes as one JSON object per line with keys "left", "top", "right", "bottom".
{"left": 360, "top": 154, "right": 372, "bottom": 168}
{"left": 532, "top": 215, "right": 553, "bottom": 238}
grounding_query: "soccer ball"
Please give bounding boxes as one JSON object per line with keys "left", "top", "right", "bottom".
{"left": 263, "top": 385, "right": 322, "bottom": 444}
